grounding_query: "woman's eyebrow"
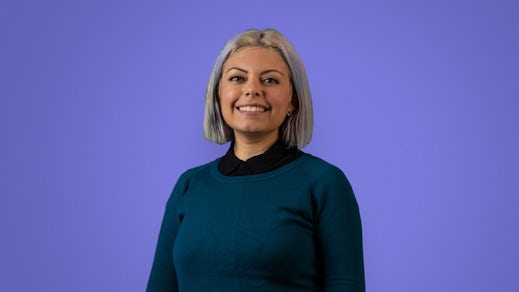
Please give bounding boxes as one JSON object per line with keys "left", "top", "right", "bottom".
{"left": 225, "top": 67, "right": 285, "bottom": 76}
{"left": 226, "top": 67, "right": 248, "bottom": 74}
{"left": 261, "top": 69, "right": 285, "bottom": 76}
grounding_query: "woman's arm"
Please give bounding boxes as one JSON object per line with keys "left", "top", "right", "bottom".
{"left": 314, "top": 167, "right": 365, "bottom": 292}
{"left": 146, "top": 188, "right": 182, "bottom": 292}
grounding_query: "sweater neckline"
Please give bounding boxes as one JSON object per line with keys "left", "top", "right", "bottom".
{"left": 211, "top": 153, "right": 311, "bottom": 183}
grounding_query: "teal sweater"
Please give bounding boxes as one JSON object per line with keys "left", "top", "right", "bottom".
{"left": 147, "top": 154, "right": 365, "bottom": 291}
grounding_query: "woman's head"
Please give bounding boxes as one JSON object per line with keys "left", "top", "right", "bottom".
{"left": 204, "top": 28, "right": 313, "bottom": 149}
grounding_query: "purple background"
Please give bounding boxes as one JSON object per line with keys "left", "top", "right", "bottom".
{"left": 1, "top": 1, "right": 518, "bottom": 291}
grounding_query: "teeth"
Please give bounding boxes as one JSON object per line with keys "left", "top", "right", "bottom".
{"left": 238, "top": 106, "right": 267, "bottom": 112}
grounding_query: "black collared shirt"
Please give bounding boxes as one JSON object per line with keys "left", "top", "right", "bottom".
{"left": 217, "top": 139, "right": 303, "bottom": 176}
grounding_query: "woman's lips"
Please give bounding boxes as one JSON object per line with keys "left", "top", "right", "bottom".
{"left": 236, "top": 105, "right": 270, "bottom": 112}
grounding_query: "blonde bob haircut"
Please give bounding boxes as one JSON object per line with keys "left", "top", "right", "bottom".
{"left": 203, "top": 28, "right": 313, "bottom": 149}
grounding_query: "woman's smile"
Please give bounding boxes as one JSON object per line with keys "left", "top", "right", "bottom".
{"left": 236, "top": 105, "right": 270, "bottom": 113}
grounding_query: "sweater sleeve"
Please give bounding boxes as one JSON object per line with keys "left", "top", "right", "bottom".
{"left": 146, "top": 176, "right": 186, "bottom": 292}
{"left": 313, "top": 167, "right": 365, "bottom": 292}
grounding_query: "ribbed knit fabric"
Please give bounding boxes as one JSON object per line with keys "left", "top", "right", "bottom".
{"left": 147, "top": 154, "right": 365, "bottom": 291}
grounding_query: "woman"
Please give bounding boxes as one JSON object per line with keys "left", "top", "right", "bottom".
{"left": 147, "top": 29, "right": 365, "bottom": 291}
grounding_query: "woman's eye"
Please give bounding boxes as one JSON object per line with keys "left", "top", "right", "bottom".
{"left": 263, "top": 78, "right": 279, "bottom": 84}
{"left": 229, "top": 76, "right": 244, "bottom": 82}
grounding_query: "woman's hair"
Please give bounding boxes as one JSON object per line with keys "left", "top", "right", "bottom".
{"left": 203, "top": 28, "right": 313, "bottom": 149}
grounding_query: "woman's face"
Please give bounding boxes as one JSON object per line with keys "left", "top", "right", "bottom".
{"left": 219, "top": 47, "right": 294, "bottom": 142}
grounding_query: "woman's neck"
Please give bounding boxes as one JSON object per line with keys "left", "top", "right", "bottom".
{"left": 233, "top": 132, "right": 279, "bottom": 161}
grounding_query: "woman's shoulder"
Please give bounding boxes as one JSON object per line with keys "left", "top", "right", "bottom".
{"left": 177, "top": 159, "right": 218, "bottom": 181}
{"left": 299, "top": 154, "right": 356, "bottom": 202}
{"left": 299, "top": 153, "right": 348, "bottom": 179}
{"left": 168, "top": 159, "right": 218, "bottom": 196}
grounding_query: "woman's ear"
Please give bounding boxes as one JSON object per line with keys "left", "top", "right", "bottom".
{"left": 288, "top": 102, "right": 295, "bottom": 113}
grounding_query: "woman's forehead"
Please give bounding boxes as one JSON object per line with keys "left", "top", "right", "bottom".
{"left": 223, "top": 47, "right": 289, "bottom": 74}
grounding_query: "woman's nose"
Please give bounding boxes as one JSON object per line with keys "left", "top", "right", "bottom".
{"left": 245, "top": 80, "right": 262, "bottom": 97}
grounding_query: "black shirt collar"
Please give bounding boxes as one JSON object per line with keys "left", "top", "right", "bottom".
{"left": 217, "top": 139, "right": 303, "bottom": 176}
